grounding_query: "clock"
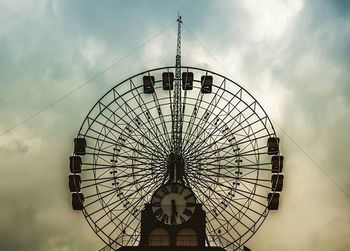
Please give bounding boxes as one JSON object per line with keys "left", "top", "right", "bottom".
{"left": 151, "top": 183, "right": 196, "bottom": 225}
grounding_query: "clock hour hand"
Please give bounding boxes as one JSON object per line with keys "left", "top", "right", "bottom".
{"left": 171, "top": 199, "right": 177, "bottom": 224}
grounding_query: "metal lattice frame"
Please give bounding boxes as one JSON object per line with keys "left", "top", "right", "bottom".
{"left": 75, "top": 66, "right": 280, "bottom": 251}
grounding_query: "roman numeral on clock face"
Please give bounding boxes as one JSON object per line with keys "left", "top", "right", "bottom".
{"left": 154, "top": 208, "right": 162, "bottom": 216}
{"left": 178, "top": 185, "right": 186, "bottom": 195}
{"left": 161, "top": 187, "right": 170, "bottom": 195}
{"left": 183, "top": 208, "right": 192, "bottom": 217}
{"left": 186, "top": 202, "right": 195, "bottom": 208}
{"left": 154, "top": 194, "right": 162, "bottom": 199}
{"left": 152, "top": 202, "right": 161, "bottom": 207}
{"left": 161, "top": 214, "right": 169, "bottom": 223}
{"left": 170, "top": 184, "right": 179, "bottom": 193}
{"left": 184, "top": 193, "right": 193, "bottom": 200}
{"left": 152, "top": 183, "right": 196, "bottom": 225}
{"left": 180, "top": 216, "right": 186, "bottom": 223}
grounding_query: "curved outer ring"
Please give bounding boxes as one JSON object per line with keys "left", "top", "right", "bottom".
{"left": 75, "top": 66, "right": 279, "bottom": 250}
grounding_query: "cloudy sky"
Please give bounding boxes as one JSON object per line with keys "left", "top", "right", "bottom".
{"left": 1, "top": 0, "right": 350, "bottom": 250}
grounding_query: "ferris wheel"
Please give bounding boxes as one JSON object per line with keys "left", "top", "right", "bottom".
{"left": 68, "top": 16, "right": 284, "bottom": 251}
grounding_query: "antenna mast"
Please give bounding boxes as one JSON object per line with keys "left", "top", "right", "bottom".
{"left": 172, "top": 13, "right": 183, "bottom": 155}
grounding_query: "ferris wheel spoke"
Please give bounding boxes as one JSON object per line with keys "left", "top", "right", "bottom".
{"left": 181, "top": 77, "right": 230, "bottom": 153}
{"left": 188, "top": 163, "right": 271, "bottom": 177}
{"left": 83, "top": 133, "right": 163, "bottom": 164}
{"left": 203, "top": 170, "right": 271, "bottom": 190}
{"left": 183, "top": 104, "right": 257, "bottom": 159}
{"left": 81, "top": 176, "right": 115, "bottom": 190}
{"left": 181, "top": 88, "right": 205, "bottom": 150}
{"left": 212, "top": 174, "right": 265, "bottom": 202}
{"left": 109, "top": 167, "right": 161, "bottom": 181}
{"left": 197, "top": 196, "right": 243, "bottom": 240}
{"left": 113, "top": 219, "right": 141, "bottom": 247}
{"left": 112, "top": 163, "right": 164, "bottom": 174}
{"left": 186, "top": 165, "right": 249, "bottom": 183}
{"left": 88, "top": 174, "right": 161, "bottom": 218}
{"left": 88, "top": 116, "right": 165, "bottom": 160}
{"left": 191, "top": 173, "right": 268, "bottom": 210}
{"left": 237, "top": 177, "right": 270, "bottom": 183}
{"left": 195, "top": 166, "right": 271, "bottom": 190}
{"left": 84, "top": 154, "right": 151, "bottom": 171}
{"left": 84, "top": 187, "right": 118, "bottom": 208}
{"left": 85, "top": 152, "right": 157, "bottom": 163}
{"left": 203, "top": 123, "right": 265, "bottom": 165}
{"left": 115, "top": 139, "right": 164, "bottom": 161}
{"left": 129, "top": 78, "right": 173, "bottom": 150}
{"left": 93, "top": 103, "right": 168, "bottom": 157}
{"left": 179, "top": 87, "right": 190, "bottom": 152}
{"left": 101, "top": 97, "right": 168, "bottom": 156}
{"left": 95, "top": 178, "right": 160, "bottom": 229}
{"left": 188, "top": 177, "right": 247, "bottom": 237}
{"left": 182, "top": 88, "right": 247, "bottom": 156}
{"left": 188, "top": 144, "right": 268, "bottom": 165}
{"left": 114, "top": 162, "right": 164, "bottom": 179}
{"left": 188, "top": 174, "right": 261, "bottom": 227}
{"left": 108, "top": 213, "right": 140, "bottom": 245}
{"left": 184, "top": 94, "right": 262, "bottom": 159}
{"left": 186, "top": 127, "right": 269, "bottom": 165}
{"left": 82, "top": 161, "right": 162, "bottom": 172}
{"left": 115, "top": 144, "right": 159, "bottom": 161}
{"left": 188, "top": 121, "right": 250, "bottom": 161}
{"left": 188, "top": 160, "right": 271, "bottom": 171}
{"left": 235, "top": 177, "right": 257, "bottom": 197}
{"left": 149, "top": 88, "right": 173, "bottom": 151}
{"left": 127, "top": 80, "right": 172, "bottom": 153}
{"left": 107, "top": 181, "right": 161, "bottom": 240}
{"left": 95, "top": 154, "right": 132, "bottom": 181}
{"left": 115, "top": 172, "right": 162, "bottom": 192}
{"left": 188, "top": 170, "right": 265, "bottom": 203}
{"left": 112, "top": 158, "right": 163, "bottom": 173}
{"left": 83, "top": 167, "right": 161, "bottom": 200}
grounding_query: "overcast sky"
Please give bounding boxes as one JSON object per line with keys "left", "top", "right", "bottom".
{"left": 1, "top": 0, "right": 350, "bottom": 250}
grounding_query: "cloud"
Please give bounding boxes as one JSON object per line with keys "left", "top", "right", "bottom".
{"left": 0, "top": 0, "right": 349, "bottom": 251}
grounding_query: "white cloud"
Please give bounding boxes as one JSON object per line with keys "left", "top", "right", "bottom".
{"left": 0, "top": 1, "right": 350, "bottom": 250}
{"left": 241, "top": 0, "right": 304, "bottom": 41}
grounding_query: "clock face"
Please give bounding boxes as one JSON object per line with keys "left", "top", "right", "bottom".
{"left": 151, "top": 183, "right": 196, "bottom": 225}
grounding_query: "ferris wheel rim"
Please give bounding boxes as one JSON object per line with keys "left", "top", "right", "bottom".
{"left": 73, "top": 65, "right": 281, "bottom": 250}
{"left": 76, "top": 66, "right": 277, "bottom": 139}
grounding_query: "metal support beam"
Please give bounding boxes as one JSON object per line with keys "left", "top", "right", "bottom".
{"left": 172, "top": 14, "right": 183, "bottom": 156}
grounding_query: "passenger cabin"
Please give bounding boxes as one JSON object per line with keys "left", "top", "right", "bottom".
{"left": 271, "top": 155, "right": 284, "bottom": 173}
{"left": 74, "top": 138, "right": 86, "bottom": 155}
{"left": 162, "top": 72, "right": 174, "bottom": 90}
{"left": 201, "top": 75, "right": 213, "bottom": 93}
{"left": 182, "top": 72, "right": 194, "bottom": 90}
{"left": 69, "top": 156, "right": 82, "bottom": 173}
{"left": 72, "top": 192, "right": 84, "bottom": 210}
{"left": 267, "top": 137, "right": 280, "bottom": 155}
{"left": 267, "top": 193, "right": 280, "bottom": 210}
{"left": 143, "top": 76, "right": 155, "bottom": 93}
{"left": 271, "top": 174, "right": 284, "bottom": 192}
{"left": 69, "top": 174, "right": 82, "bottom": 192}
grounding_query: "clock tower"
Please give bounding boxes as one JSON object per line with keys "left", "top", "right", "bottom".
{"left": 116, "top": 202, "right": 225, "bottom": 251}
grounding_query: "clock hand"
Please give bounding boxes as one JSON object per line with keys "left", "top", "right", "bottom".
{"left": 174, "top": 202, "right": 178, "bottom": 217}
{"left": 171, "top": 199, "right": 177, "bottom": 224}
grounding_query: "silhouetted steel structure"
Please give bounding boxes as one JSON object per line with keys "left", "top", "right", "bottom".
{"left": 68, "top": 15, "right": 285, "bottom": 251}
